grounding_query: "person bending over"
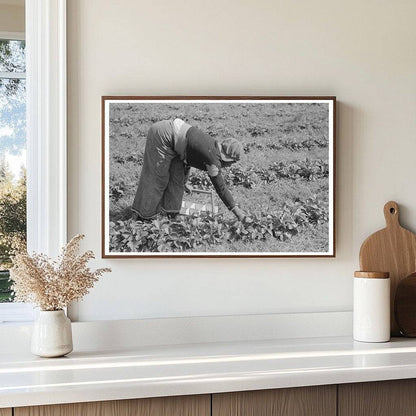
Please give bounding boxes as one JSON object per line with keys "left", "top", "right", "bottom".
{"left": 131, "top": 118, "right": 245, "bottom": 221}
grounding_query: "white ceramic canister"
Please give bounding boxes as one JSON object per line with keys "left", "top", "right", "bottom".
{"left": 353, "top": 271, "right": 390, "bottom": 343}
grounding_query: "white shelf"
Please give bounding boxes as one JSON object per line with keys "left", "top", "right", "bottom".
{"left": 2, "top": 335, "right": 416, "bottom": 408}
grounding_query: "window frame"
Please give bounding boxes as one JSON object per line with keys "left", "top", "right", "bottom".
{"left": 0, "top": 0, "right": 67, "bottom": 323}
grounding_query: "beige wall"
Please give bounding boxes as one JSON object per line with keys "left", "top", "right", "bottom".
{"left": 67, "top": 0, "right": 416, "bottom": 321}
{"left": 0, "top": 4, "right": 24, "bottom": 33}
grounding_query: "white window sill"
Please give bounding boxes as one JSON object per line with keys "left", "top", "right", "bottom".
{"left": 0, "top": 303, "right": 35, "bottom": 324}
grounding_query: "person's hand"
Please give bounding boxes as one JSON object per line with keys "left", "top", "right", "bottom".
{"left": 231, "top": 206, "right": 245, "bottom": 221}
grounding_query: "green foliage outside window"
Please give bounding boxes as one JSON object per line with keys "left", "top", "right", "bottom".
{"left": 0, "top": 160, "right": 26, "bottom": 302}
{"left": 0, "top": 38, "right": 26, "bottom": 303}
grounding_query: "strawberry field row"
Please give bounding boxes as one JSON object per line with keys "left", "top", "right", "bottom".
{"left": 244, "top": 137, "right": 327, "bottom": 153}
{"left": 189, "top": 158, "right": 329, "bottom": 190}
{"left": 109, "top": 196, "right": 328, "bottom": 253}
{"left": 110, "top": 157, "right": 328, "bottom": 203}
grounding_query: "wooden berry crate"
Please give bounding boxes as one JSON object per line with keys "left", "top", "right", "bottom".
{"left": 180, "top": 189, "right": 218, "bottom": 215}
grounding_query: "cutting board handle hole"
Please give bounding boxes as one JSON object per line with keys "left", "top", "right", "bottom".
{"left": 383, "top": 201, "right": 400, "bottom": 226}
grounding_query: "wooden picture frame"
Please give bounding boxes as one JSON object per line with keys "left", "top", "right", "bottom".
{"left": 102, "top": 96, "right": 336, "bottom": 258}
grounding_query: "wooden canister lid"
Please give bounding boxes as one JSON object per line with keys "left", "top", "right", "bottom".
{"left": 354, "top": 271, "right": 390, "bottom": 279}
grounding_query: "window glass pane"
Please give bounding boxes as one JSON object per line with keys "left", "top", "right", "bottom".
{"left": 0, "top": 78, "right": 26, "bottom": 152}
{"left": 0, "top": 39, "right": 25, "bottom": 73}
{"left": 0, "top": 66, "right": 26, "bottom": 303}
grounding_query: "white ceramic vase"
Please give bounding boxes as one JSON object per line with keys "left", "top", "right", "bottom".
{"left": 31, "top": 310, "right": 73, "bottom": 357}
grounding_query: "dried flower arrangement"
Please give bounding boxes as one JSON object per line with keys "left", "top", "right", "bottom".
{"left": 10, "top": 234, "right": 111, "bottom": 311}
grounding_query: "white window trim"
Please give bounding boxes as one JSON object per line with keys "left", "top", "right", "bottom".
{"left": 0, "top": 0, "right": 67, "bottom": 324}
{"left": 26, "top": 0, "right": 67, "bottom": 256}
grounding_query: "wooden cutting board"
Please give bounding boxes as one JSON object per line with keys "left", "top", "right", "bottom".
{"left": 359, "top": 201, "right": 416, "bottom": 336}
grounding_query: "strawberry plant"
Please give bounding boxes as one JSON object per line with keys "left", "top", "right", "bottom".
{"left": 247, "top": 125, "right": 270, "bottom": 137}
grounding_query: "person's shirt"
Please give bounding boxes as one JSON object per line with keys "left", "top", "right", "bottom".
{"left": 185, "top": 126, "right": 236, "bottom": 210}
{"left": 172, "top": 118, "right": 191, "bottom": 160}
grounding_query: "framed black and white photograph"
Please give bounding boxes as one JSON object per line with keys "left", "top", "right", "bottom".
{"left": 102, "top": 96, "right": 336, "bottom": 258}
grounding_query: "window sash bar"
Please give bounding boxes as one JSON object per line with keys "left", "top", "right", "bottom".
{"left": 0, "top": 31, "right": 25, "bottom": 41}
{"left": 0, "top": 72, "right": 26, "bottom": 79}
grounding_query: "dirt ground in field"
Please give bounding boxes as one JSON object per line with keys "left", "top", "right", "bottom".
{"left": 107, "top": 102, "right": 331, "bottom": 253}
